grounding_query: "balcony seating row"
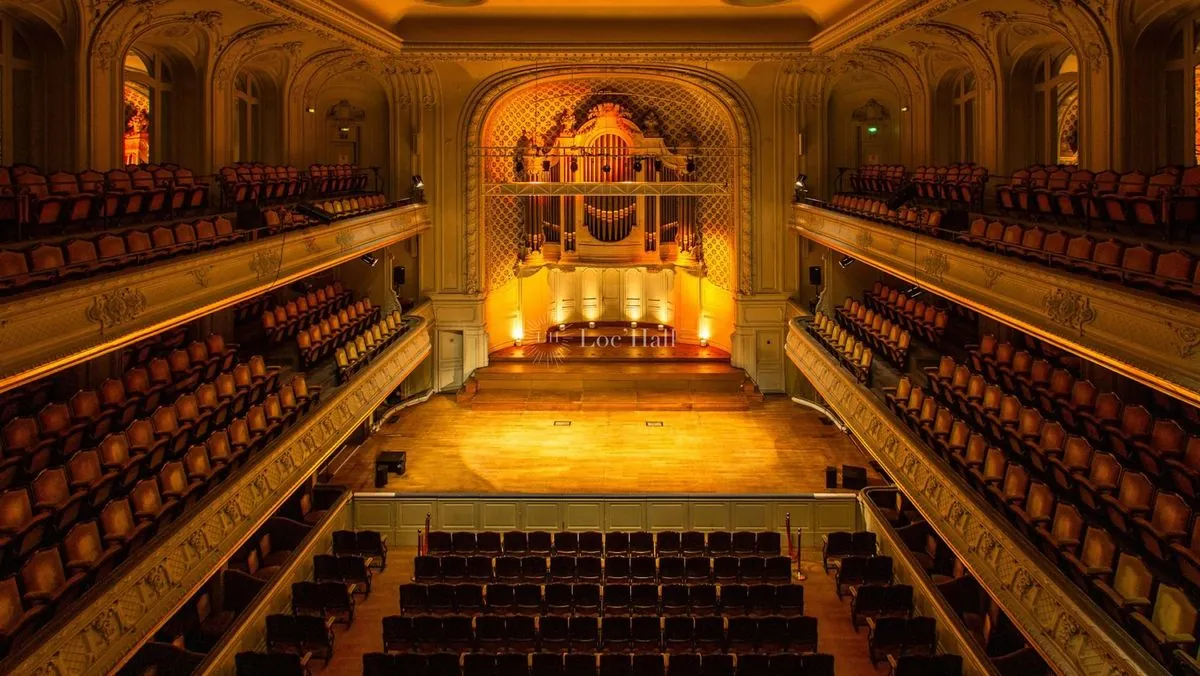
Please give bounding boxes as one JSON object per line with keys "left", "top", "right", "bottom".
{"left": 363, "top": 650, "right": 836, "bottom": 676}
{"left": 995, "top": 164, "right": 1200, "bottom": 237}
{"left": 413, "top": 555, "right": 795, "bottom": 586}
{"left": 261, "top": 206, "right": 318, "bottom": 235}
{"left": 849, "top": 165, "right": 906, "bottom": 195}
{"left": 334, "top": 310, "right": 410, "bottom": 382}
{"left": 122, "top": 327, "right": 189, "bottom": 370}
{"left": 261, "top": 282, "right": 356, "bottom": 344}
{"left": 400, "top": 582, "right": 805, "bottom": 619}
{"left": 315, "top": 193, "right": 390, "bottom": 219}
{"left": 825, "top": 195, "right": 946, "bottom": 235}
{"left": 910, "top": 163, "right": 989, "bottom": 209}
{"left": 1, "top": 164, "right": 210, "bottom": 232}
{"left": 0, "top": 216, "right": 242, "bottom": 294}
{"left": 957, "top": 217, "right": 1200, "bottom": 301}
{"left": 805, "top": 314, "right": 873, "bottom": 384}
{"left": 827, "top": 298, "right": 911, "bottom": 368}
{"left": 859, "top": 286, "right": 950, "bottom": 344}
{"left": 296, "top": 300, "right": 382, "bottom": 370}
{"left": 381, "top": 614, "right": 820, "bottom": 656}
{"left": 423, "top": 531, "right": 784, "bottom": 558}
{"left": 309, "top": 164, "right": 369, "bottom": 196}
{"left": 219, "top": 164, "right": 307, "bottom": 206}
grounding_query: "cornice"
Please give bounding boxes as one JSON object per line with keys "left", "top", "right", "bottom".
{"left": 397, "top": 42, "right": 813, "bottom": 63}
{"left": 792, "top": 203, "right": 1200, "bottom": 408}
{"left": 785, "top": 324, "right": 1166, "bottom": 676}
{"left": 233, "top": 0, "right": 403, "bottom": 57}
{"left": 0, "top": 204, "right": 430, "bottom": 395}
{"left": 4, "top": 322, "right": 432, "bottom": 676}
{"left": 810, "top": 0, "right": 973, "bottom": 56}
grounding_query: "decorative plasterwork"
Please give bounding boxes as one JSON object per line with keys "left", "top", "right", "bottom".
{"left": 785, "top": 325, "right": 1166, "bottom": 676}
{"left": 3, "top": 323, "right": 432, "bottom": 676}
{"left": 793, "top": 204, "right": 1200, "bottom": 408}
{"left": 809, "top": 0, "right": 975, "bottom": 55}
{"left": 0, "top": 204, "right": 431, "bottom": 394}
{"left": 463, "top": 66, "right": 755, "bottom": 296}
{"left": 396, "top": 43, "right": 813, "bottom": 62}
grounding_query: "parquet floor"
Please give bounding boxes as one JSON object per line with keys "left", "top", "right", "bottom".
{"left": 314, "top": 548, "right": 889, "bottom": 676}
{"left": 330, "top": 395, "right": 877, "bottom": 494}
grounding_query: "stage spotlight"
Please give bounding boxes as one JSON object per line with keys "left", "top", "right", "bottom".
{"left": 633, "top": 158, "right": 643, "bottom": 172}
{"left": 360, "top": 254, "right": 379, "bottom": 268}
{"left": 838, "top": 256, "right": 855, "bottom": 269}
{"left": 412, "top": 175, "right": 424, "bottom": 190}
{"left": 794, "top": 174, "right": 809, "bottom": 203}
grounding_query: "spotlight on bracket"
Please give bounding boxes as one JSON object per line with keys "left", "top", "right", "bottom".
{"left": 360, "top": 254, "right": 379, "bottom": 268}
{"left": 412, "top": 175, "right": 424, "bottom": 190}
{"left": 411, "top": 175, "right": 425, "bottom": 202}
{"left": 838, "top": 256, "right": 855, "bottom": 269}
{"left": 794, "top": 174, "right": 809, "bottom": 203}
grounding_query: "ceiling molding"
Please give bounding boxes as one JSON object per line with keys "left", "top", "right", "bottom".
{"left": 395, "top": 42, "right": 813, "bottom": 62}
{"left": 810, "top": 0, "right": 974, "bottom": 55}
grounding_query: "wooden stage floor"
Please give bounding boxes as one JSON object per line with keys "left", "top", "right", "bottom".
{"left": 330, "top": 395, "right": 876, "bottom": 494}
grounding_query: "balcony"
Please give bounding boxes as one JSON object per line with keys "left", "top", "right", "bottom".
{"left": 792, "top": 202, "right": 1200, "bottom": 408}
{"left": 784, "top": 320, "right": 1167, "bottom": 676}
{"left": 0, "top": 203, "right": 431, "bottom": 393}
{"left": 4, "top": 316, "right": 431, "bottom": 676}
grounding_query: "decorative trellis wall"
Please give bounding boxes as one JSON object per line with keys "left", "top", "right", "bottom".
{"left": 480, "top": 76, "right": 738, "bottom": 293}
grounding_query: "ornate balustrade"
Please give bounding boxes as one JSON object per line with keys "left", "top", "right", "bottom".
{"left": 4, "top": 318, "right": 432, "bottom": 676}
{"left": 0, "top": 203, "right": 431, "bottom": 393}
{"left": 792, "top": 202, "right": 1200, "bottom": 407}
{"left": 785, "top": 321, "right": 1168, "bottom": 676}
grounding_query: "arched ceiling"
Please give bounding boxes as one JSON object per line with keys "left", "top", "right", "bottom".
{"left": 332, "top": 0, "right": 870, "bottom": 42}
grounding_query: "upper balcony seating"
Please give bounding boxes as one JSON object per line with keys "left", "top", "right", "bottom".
{"left": 805, "top": 314, "right": 873, "bottom": 385}
{"left": 0, "top": 164, "right": 211, "bottom": 236}
{"left": 334, "top": 310, "right": 411, "bottom": 383}
{"left": 828, "top": 298, "right": 912, "bottom": 369}
{"left": 219, "top": 164, "right": 306, "bottom": 207}
{"left": 883, "top": 342, "right": 1200, "bottom": 668}
{"left": 850, "top": 165, "right": 906, "bottom": 196}
{"left": 313, "top": 194, "right": 389, "bottom": 219}
{"left": 910, "top": 163, "right": 990, "bottom": 210}
{"left": 0, "top": 216, "right": 243, "bottom": 296}
{"left": 308, "top": 164, "right": 369, "bottom": 196}
{"left": 957, "top": 217, "right": 1200, "bottom": 301}
{"left": 296, "top": 299, "right": 380, "bottom": 370}
{"left": 995, "top": 164, "right": 1200, "bottom": 239}
{"left": 826, "top": 195, "right": 946, "bottom": 235}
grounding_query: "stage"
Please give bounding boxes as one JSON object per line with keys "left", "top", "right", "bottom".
{"left": 329, "top": 396, "right": 876, "bottom": 494}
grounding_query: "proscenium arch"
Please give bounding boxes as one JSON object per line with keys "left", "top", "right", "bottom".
{"left": 461, "top": 65, "right": 757, "bottom": 297}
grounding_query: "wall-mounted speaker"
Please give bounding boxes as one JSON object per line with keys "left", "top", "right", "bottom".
{"left": 808, "top": 266, "right": 823, "bottom": 287}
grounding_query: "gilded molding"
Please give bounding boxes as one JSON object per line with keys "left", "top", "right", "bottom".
{"left": 3, "top": 322, "right": 432, "bottom": 676}
{"left": 785, "top": 324, "right": 1166, "bottom": 676}
{"left": 793, "top": 204, "right": 1200, "bottom": 408}
{"left": 0, "top": 204, "right": 430, "bottom": 394}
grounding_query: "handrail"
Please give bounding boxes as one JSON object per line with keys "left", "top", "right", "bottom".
{"left": 859, "top": 487, "right": 1001, "bottom": 676}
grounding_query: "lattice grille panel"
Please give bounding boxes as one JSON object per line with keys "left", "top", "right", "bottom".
{"left": 481, "top": 76, "right": 735, "bottom": 292}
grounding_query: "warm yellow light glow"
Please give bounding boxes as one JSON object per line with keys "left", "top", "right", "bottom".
{"left": 512, "top": 321, "right": 524, "bottom": 343}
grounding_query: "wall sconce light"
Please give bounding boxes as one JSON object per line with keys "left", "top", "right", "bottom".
{"left": 839, "top": 256, "right": 855, "bottom": 269}
{"left": 306, "top": 106, "right": 316, "bottom": 114}
{"left": 360, "top": 254, "right": 379, "bottom": 267}
{"left": 588, "top": 321, "right": 596, "bottom": 329}
{"left": 900, "top": 106, "right": 909, "bottom": 112}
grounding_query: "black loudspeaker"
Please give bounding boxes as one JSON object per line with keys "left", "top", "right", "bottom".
{"left": 808, "top": 266, "right": 823, "bottom": 286}
{"left": 825, "top": 466, "right": 838, "bottom": 489}
{"left": 885, "top": 183, "right": 920, "bottom": 211}
{"left": 374, "top": 463, "right": 388, "bottom": 488}
{"left": 392, "top": 266, "right": 406, "bottom": 287}
{"left": 842, "top": 464, "right": 869, "bottom": 490}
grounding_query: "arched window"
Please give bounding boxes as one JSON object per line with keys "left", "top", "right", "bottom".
{"left": 0, "top": 16, "right": 35, "bottom": 165}
{"left": 234, "top": 72, "right": 261, "bottom": 162}
{"left": 1032, "top": 50, "right": 1079, "bottom": 165}
{"left": 1165, "top": 21, "right": 1200, "bottom": 165}
{"left": 950, "top": 71, "right": 977, "bottom": 162}
{"left": 123, "top": 49, "right": 175, "bottom": 165}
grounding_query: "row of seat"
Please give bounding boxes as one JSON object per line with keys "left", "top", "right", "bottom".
{"left": 261, "top": 206, "right": 318, "bottom": 235}
{"left": 261, "top": 282, "right": 356, "bottom": 344}
{"left": 316, "top": 194, "right": 391, "bottom": 218}
{"left": 2, "top": 164, "right": 210, "bottom": 232}
{"left": 363, "top": 651, "right": 837, "bottom": 676}
{"left": 299, "top": 301, "right": 387, "bottom": 371}
{"left": 413, "top": 555, "right": 795, "bottom": 585}
{"left": 0, "top": 216, "right": 243, "bottom": 293}
{"left": 910, "top": 163, "right": 989, "bottom": 209}
{"left": 823, "top": 298, "right": 911, "bottom": 368}
{"left": 825, "top": 195, "right": 947, "bottom": 235}
{"left": 382, "top": 614, "right": 821, "bottom": 656}
{"left": 219, "top": 165, "right": 307, "bottom": 205}
{"left": 309, "top": 164, "right": 370, "bottom": 195}
{"left": 424, "top": 531, "right": 784, "bottom": 558}
{"left": 400, "top": 582, "right": 807, "bottom": 618}
{"left": 883, "top": 371, "right": 1199, "bottom": 668}
{"left": 804, "top": 314, "right": 872, "bottom": 384}
{"left": 859, "top": 286, "right": 950, "bottom": 344}
{"left": 994, "top": 164, "right": 1200, "bottom": 237}
{"left": 957, "top": 218, "right": 1200, "bottom": 300}
{"left": 848, "top": 164, "right": 906, "bottom": 196}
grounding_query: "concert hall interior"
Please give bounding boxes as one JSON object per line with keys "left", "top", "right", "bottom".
{"left": 3, "top": 1, "right": 1200, "bottom": 675}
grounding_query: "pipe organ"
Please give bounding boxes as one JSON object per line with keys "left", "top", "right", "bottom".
{"left": 514, "top": 103, "right": 702, "bottom": 266}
